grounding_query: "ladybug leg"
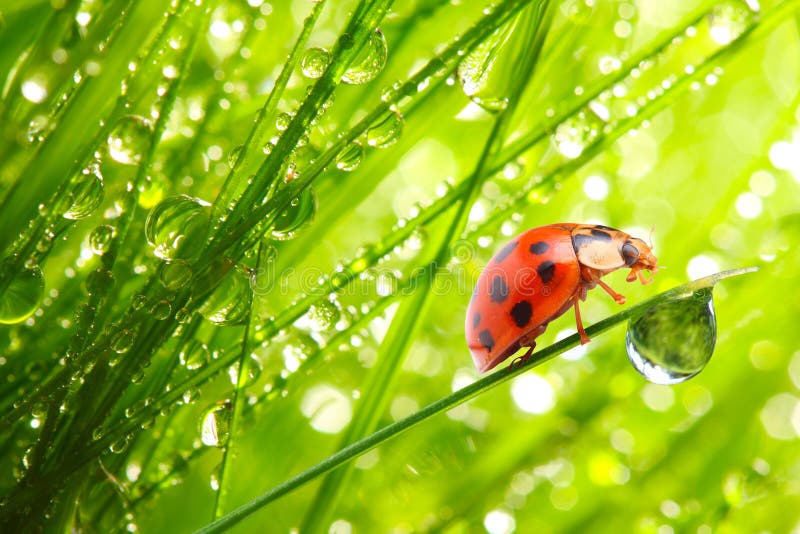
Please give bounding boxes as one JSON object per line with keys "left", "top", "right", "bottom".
{"left": 510, "top": 325, "right": 547, "bottom": 370}
{"left": 595, "top": 279, "right": 626, "bottom": 305}
{"left": 510, "top": 346, "right": 534, "bottom": 370}
{"left": 573, "top": 300, "right": 591, "bottom": 345}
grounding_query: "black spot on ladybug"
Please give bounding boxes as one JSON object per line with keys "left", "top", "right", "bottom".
{"left": 590, "top": 228, "right": 612, "bottom": 240}
{"left": 489, "top": 275, "right": 509, "bottom": 303}
{"left": 510, "top": 301, "right": 533, "bottom": 327}
{"left": 529, "top": 241, "right": 549, "bottom": 255}
{"left": 494, "top": 241, "right": 518, "bottom": 263}
{"left": 622, "top": 242, "right": 640, "bottom": 267}
{"left": 593, "top": 224, "right": 616, "bottom": 231}
{"left": 537, "top": 261, "right": 555, "bottom": 283}
{"left": 478, "top": 329, "right": 495, "bottom": 352}
{"left": 572, "top": 233, "right": 593, "bottom": 251}
{"left": 472, "top": 312, "right": 481, "bottom": 329}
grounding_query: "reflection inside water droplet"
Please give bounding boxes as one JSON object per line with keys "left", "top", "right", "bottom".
{"left": 107, "top": 115, "right": 152, "bottom": 165}
{"left": 0, "top": 265, "right": 45, "bottom": 325}
{"left": 270, "top": 187, "right": 316, "bottom": 240}
{"left": 341, "top": 29, "right": 387, "bottom": 85}
{"left": 626, "top": 288, "right": 717, "bottom": 385}
{"left": 200, "top": 401, "right": 231, "bottom": 447}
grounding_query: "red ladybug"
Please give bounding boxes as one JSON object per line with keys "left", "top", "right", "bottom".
{"left": 466, "top": 223, "right": 658, "bottom": 372}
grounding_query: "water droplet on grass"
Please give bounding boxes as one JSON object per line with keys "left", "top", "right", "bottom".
{"left": 336, "top": 142, "right": 363, "bottom": 171}
{"left": 145, "top": 195, "right": 210, "bottom": 262}
{"left": 342, "top": 29, "right": 387, "bottom": 85}
{"left": 0, "top": 265, "right": 45, "bottom": 325}
{"left": 708, "top": 1, "right": 756, "bottom": 45}
{"left": 180, "top": 341, "right": 210, "bottom": 370}
{"left": 626, "top": 288, "right": 717, "bottom": 384}
{"left": 64, "top": 165, "right": 104, "bottom": 220}
{"left": 270, "top": 187, "right": 316, "bottom": 240}
{"left": 198, "top": 265, "right": 252, "bottom": 325}
{"left": 111, "top": 328, "right": 134, "bottom": 354}
{"left": 107, "top": 115, "right": 152, "bottom": 165}
{"left": 200, "top": 401, "right": 231, "bottom": 447}
{"left": 90, "top": 225, "right": 116, "bottom": 255}
{"left": 366, "top": 110, "right": 403, "bottom": 148}
{"left": 301, "top": 47, "right": 330, "bottom": 78}
{"left": 160, "top": 260, "right": 193, "bottom": 290}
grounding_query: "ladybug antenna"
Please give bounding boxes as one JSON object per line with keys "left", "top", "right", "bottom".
{"left": 648, "top": 226, "right": 655, "bottom": 250}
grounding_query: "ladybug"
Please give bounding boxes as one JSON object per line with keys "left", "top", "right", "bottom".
{"left": 466, "top": 223, "right": 658, "bottom": 372}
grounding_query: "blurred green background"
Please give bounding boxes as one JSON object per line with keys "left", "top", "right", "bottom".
{"left": 1, "top": 0, "right": 799, "bottom": 532}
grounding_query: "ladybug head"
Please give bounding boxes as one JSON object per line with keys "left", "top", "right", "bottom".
{"left": 621, "top": 236, "right": 658, "bottom": 285}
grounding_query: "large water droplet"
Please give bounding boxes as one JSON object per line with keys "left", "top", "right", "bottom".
{"left": 341, "top": 29, "right": 387, "bottom": 85}
{"left": 366, "top": 110, "right": 403, "bottom": 148}
{"left": 107, "top": 115, "right": 152, "bottom": 165}
{"left": 301, "top": 47, "right": 330, "bottom": 79}
{"left": 200, "top": 401, "right": 231, "bottom": 447}
{"left": 335, "top": 142, "right": 364, "bottom": 171}
{"left": 270, "top": 187, "right": 316, "bottom": 240}
{"left": 626, "top": 288, "right": 717, "bottom": 385}
{"left": 63, "top": 164, "right": 104, "bottom": 220}
{"left": 0, "top": 265, "right": 45, "bottom": 325}
{"left": 145, "top": 195, "right": 210, "bottom": 262}
{"left": 198, "top": 265, "right": 252, "bottom": 325}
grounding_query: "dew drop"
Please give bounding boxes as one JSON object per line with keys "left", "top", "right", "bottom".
{"left": 270, "top": 187, "right": 316, "bottom": 240}
{"left": 303, "top": 299, "right": 342, "bottom": 332}
{"left": 275, "top": 112, "right": 292, "bottom": 131}
{"left": 0, "top": 265, "right": 45, "bottom": 325}
{"left": 553, "top": 113, "right": 601, "bottom": 159}
{"left": 626, "top": 288, "right": 717, "bottom": 385}
{"left": 708, "top": 1, "right": 756, "bottom": 45}
{"left": 107, "top": 115, "right": 152, "bottom": 165}
{"left": 200, "top": 401, "right": 232, "bottom": 447}
{"left": 64, "top": 164, "right": 104, "bottom": 220}
{"left": 301, "top": 47, "right": 330, "bottom": 79}
{"left": 160, "top": 260, "right": 193, "bottom": 290}
{"left": 90, "top": 225, "right": 116, "bottom": 255}
{"left": 145, "top": 195, "right": 211, "bottom": 262}
{"left": 198, "top": 265, "right": 252, "bottom": 325}
{"left": 228, "top": 353, "right": 262, "bottom": 387}
{"left": 180, "top": 341, "right": 210, "bottom": 370}
{"left": 341, "top": 29, "right": 387, "bottom": 85}
{"left": 335, "top": 142, "right": 364, "bottom": 171}
{"left": 110, "top": 328, "right": 134, "bottom": 354}
{"left": 366, "top": 110, "right": 403, "bottom": 148}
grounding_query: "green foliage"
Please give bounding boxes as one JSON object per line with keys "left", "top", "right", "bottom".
{"left": 0, "top": 0, "right": 799, "bottom": 532}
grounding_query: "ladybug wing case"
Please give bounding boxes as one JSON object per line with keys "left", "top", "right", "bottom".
{"left": 466, "top": 226, "right": 581, "bottom": 372}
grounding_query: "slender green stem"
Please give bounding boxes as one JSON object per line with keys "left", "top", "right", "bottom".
{"left": 195, "top": 268, "right": 756, "bottom": 533}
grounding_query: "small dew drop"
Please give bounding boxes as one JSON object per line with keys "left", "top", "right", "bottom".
{"left": 341, "top": 29, "right": 388, "bottom": 85}
{"left": 110, "top": 328, "right": 135, "bottom": 354}
{"left": 626, "top": 288, "right": 717, "bottom": 385}
{"left": 0, "top": 265, "right": 45, "bottom": 325}
{"left": 335, "top": 142, "right": 364, "bottom": 172}
{"left": 200, "top": 401, "right": 231, "bottom": 447}
{"left": 198, "top": 264, "right": 253, "bottom": 326}
{"left": 269, "top": 187, "right": 316, "bottom": 240}
{"left": 64, "top": 164, "right": 104, "bottom": 220}
{"left": 145, "top": 195, "right": 211, "bottom": 262}
{"left": 708, "top": 1, "right": 755, "bottom": 45}
{"left": 301, "top": 47, "right": 330, "bottom": 79}
{"left": 90, "top": 225, "right": 116, "bottom": 255}
{"left": 366, "top": 110, "right": 403, "bottom": 148}
{"left": 107, "top": 115, "right": 152, "bottom": 165}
